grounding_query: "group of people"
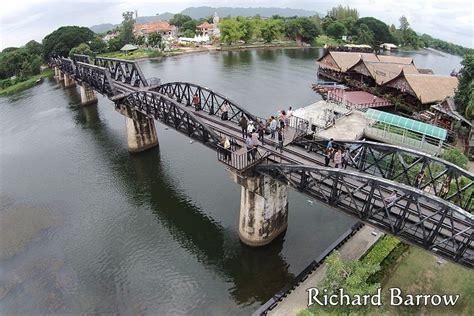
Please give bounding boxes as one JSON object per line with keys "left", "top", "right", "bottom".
{"left": 324, "top": 138, "right": 349, "bottom": 169}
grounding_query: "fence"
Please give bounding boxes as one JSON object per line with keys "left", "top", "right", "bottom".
{"left": 217, "top": 145, "right": 267, "bottom": 171}
{"left": 327, "top": 91, "right": 391, "bottom": 109}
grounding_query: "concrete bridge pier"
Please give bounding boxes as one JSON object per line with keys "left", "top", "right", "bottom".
{"left": 79, "top": 84, "right": 98, "bottom": 106}
{"left": 54, "top": 66, "right": 60, "bottom": 78}
{"left": 115, "top": 103, "right": 159, "bottom": 153}
{"left": 57, "top": 69, "right": 64, "bottom": 80}
{"left": 231, "top": 172, "right": 289, "bottom": 247}
{"left": 63, "top": 73, "right": 75, "bottom": 88}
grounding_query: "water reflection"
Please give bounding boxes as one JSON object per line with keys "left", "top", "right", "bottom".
{"left": 68, "top": 95, "right": 293, "bottom": 305}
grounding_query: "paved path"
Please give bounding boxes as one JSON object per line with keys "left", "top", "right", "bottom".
{"left": 268, "top": 225, "right": 382, "bottom": 316}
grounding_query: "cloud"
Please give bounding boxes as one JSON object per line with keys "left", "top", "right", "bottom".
{"left": 0, "top": 0, "right": 472, "bottom": 49}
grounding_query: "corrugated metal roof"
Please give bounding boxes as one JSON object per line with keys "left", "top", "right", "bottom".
{"left": 366, "top": 109, "right": 447, "bottom": 140}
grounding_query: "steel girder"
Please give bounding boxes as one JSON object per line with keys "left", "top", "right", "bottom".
{"left": 295, "top": 138, "right": 473, "bottom": 211}
{"left": 256, "top": 163, "right": 473, "bottom": 268}
{"left": 74, "top": 62, "right": 117, "bottom": 97}
{"left": 59, "top": 58, "right": 75, "bottom": 75}
{"left": 117, "top": 91, "right": 221, "bottom": 148}
{"left": 157, "top": 82, "right": 259, "bottom": 124}
{"left": 72, "top": 54, "right": 91, "bottom": 64}
{"left": 95, "top": 57, "right": 148, "bottom": 88}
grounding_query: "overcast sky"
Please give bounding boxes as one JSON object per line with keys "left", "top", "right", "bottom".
{"left": 1, "top": 0, "right": 473, "bottom": 49}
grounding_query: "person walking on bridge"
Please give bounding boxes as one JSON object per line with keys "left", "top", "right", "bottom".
{"left": 258, "top": 120, "right": 266, "bottom": 145}
{"left": 334, "top": 149, "right": 342, "bottom": 168}
{"left": 239, "top": 115, "right": 248, "bottom": 139}
{"left": 246, "top": 135, "right": 253, "bottom": 162}
{"left": 192, "top": 93, "right": 201, "bottom": 111}
{"left": 221, "top": 101, "right": 230, "bottom": 120}
{"left": 270, "top": 116, "right": 277, "bottom": 139}
{"left": 275, "top": 128, "right": 285, "bottom": 153}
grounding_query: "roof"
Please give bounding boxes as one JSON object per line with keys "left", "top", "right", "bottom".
{"left": 350, "top": 60, "right": 419, "bottom": 85}
{"left": 317, "top": 51, "right": 379, "bottom": 72}
{"left": 418, "top": 68, "right": 434, "bottom": 75}
{"left": 431, "top": 97, "right": 472, "bottom": 126}
{"left": 134, "top": 21, "right": 176, "bottom": 34}
{"left": 385, "top": 72, "right": 459, "bottom": 104}
{"left": 377, "top": 55, "right": 413, "bottom": 64}
{"left": 366, "top": 109, "right": 447, "bottom": 140}
{"left": 197, "top": 21, "right": 213, "bottom": 29}
{"left": 120, "top": 44, "right": 139, "bottom": 51}
{"left": 380, "top": 43, "right": 398, "bottom": 48}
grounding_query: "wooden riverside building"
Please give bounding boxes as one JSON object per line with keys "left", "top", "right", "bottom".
{"left": 317, "top": 51, "right": 459, "bottom": 111}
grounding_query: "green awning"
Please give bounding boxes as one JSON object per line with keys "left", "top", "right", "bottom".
{"left": 366, "top": 109, "right": 447, "bottom": 141}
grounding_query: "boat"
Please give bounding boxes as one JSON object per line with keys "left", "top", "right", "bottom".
{"left": 35, "top": 77, "right": 43, "bottom": 84}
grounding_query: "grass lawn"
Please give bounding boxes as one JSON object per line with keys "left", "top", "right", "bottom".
{"left": 381, "top": 246, "right": 474, "bottom": 315}
{"left": 0, "top": 68, "right": 53, "bottom": 96}
{"left": 313, "top": 35, "right": 340, "bottom": 47}
{"left": 97, "top": 48, "right": 153, "bottom": 60}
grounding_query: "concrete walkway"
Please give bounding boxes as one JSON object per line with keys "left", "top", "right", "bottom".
{"left": 268, "top": 225, "right": 382, "bottom": 316}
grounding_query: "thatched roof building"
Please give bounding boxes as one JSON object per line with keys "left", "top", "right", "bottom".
{"left": 384, "top": 71, "right": 459, "bottom": 105}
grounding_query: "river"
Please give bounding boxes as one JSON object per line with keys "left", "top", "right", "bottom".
{"left": 0, "top": 48, "right": 462, "bottom": 314}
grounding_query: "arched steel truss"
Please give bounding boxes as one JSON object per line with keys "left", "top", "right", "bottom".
{"left": 294, "top": 138, "right": 473, "bottom": 211}
{"left": 95, "top": 57, "right": 148, "bottom": 88}
{"left": 157, "top": 82, "right": 259, "bottom": 123}
{"left": 256, "top": 163, "right": 473, "bottom": 268}
{"left": 117, "top": 91, "right": 221, "bottom": 148}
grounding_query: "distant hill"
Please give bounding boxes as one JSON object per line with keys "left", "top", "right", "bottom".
{"left": 181, "top": 6, "right": 319, "bottom": 19}
{"left": 89, "top": 6, "right": 320, "bottom": 34}
{"left": 89, "top": 23, "right": 116, "bottom": 34}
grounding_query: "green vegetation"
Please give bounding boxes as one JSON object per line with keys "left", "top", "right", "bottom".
{"left": 382, "top": 247, "right": 474, "bottom": 315}
{"left": 313, "top": 35, "right": 339, "bottom": 47}
{"left": 97, "top": 49, "right": 150, "bottom": 60}
{"left": 298, "top": 236, "right": 402, "bottom": 315}
{"left": 454, "top": 54, "right": 474, "bottom": 120}
{"left": 42, "top": 26, "right": 94, "bottom": 58}
{"left": 0, "top": 68, "right": 53, "bottom": 96}
{"left": 442, "top": 148, "right": 469, "bottom": 170}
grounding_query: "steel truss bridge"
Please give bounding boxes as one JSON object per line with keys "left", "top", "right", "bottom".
{"left": 50, "top": 55, "right": 473, "bottom": 268}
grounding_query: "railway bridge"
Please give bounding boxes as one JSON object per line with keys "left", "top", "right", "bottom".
{"left": 50, "top": 55, "right": 473, "bottom": 268}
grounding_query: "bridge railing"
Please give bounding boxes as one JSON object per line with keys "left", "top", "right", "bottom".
{"left": 217, "top": 145, "right": 267, "bottom": 171}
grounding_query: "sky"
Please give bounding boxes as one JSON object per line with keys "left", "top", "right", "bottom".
{"left": 0, "top": 0, "right": 473, "bottom": 50}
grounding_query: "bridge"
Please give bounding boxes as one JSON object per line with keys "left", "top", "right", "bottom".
{"left": 50, "top": 55, "right": 473, "bottom": 268}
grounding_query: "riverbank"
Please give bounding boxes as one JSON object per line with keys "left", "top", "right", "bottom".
{"left": 0, "top": 68, "right": 53, "bottom": 96}
{"left": 97, "top": 41, "right": 303, "bottom": 62}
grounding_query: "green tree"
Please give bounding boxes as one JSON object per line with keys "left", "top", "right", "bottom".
{"left": 219, "top": 19, "right": 244, "bottom": 45}
{"left": 120, "top": 11, "right": 135, "bottom": 44}
{"left": 326, "top": 21, "right": 347, "bottom": 39}
{"left": 399, "top": 15, "right": 410, "bottom": 45}
{"left": 442, "top": 148, "right": 469, "bottom": 170}
{"left": 181, "top": 20, "right": 197, "bottom": 36}
{"left": 327, "top": 5, "right": 359, "bottom": 20}
{"left": 260, "top": 18, "right": 283, "bottom": 43}
{"left": 148, "top": 32, "right": 162, "bottom": 47}
{"left": 354, "top": 17, "right": 393, "bottom": 46}
{"left": 170, "top": 14, "right": 192, "bottom": 28}
{"left": 69, "top": 43, "right": 93, "bottom": 58}
{"left": 134, "top": 35, "right": 145, "bottom": 46}
{"left": 454, "top": 54, "right": 474, "bottom": 119}
{"left": 356, "top": 23, "right": 374, "bottom": 45}
{"left": 89, "top": 36, "right": 107, "bottom": 53}
{"left": 42, "top": 26, "right": 94, "bottom": 58}
{"left": 24, "top": 40, "right": 43, "bottom": 56}
{"left": 321, "top": 16, "right": 336, "bottom": 32}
